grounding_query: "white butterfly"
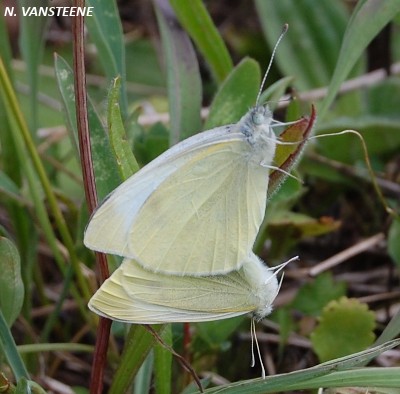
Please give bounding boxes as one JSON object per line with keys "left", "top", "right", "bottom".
{"left": 84, "top": 105, "right": 279, "bottom": 276}
{"left": 86, "top": 24, "right": 297, "bottom": 378}
{"left": 88, "top": 253, "right": 294, "bottom": 324}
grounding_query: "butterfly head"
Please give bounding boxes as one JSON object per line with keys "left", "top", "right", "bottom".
{"left": 251, "top": 105, "right": 272, "bottom": 126}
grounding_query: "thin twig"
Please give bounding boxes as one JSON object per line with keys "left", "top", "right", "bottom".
{"left": 144, "top": 325, "right": 204, "bottom": 393}
{"left": 308, "top": 152, "right": 400, "bottom": 198}
{"left": 308, "top": 233, "right": 386, "bottom": 277}
{"left": 137, "top": 62, "right": 400, "bottom": 126}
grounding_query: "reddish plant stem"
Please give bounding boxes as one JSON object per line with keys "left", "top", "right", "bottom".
{"left": 71, "top": 2, "right": 111, "bottom": 393}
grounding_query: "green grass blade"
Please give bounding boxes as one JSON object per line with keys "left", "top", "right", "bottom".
{"left": 134, "top": 351, "right": 154, "bottom": 394}
{"left": 255, "top": 0, "right": 351, "bottom": 90}
{"left": 0, "top": 309, "right": 29, "bottom": 380}
{"left": 202, "top": 339, "right": 400, "bottom": 393}
{"left": 290, "top": 367, "right": 400, "bottom": 391}
{"left": 154, "top": 325, "right": 172, "bottom": 394}
{"left": 18, "top": 0, "right": 47, "bottom": 135}
{"left": 154, "top": 0, "right": 202, "bottom": 145}
{"left": 319, "top": 0, "right": 400, "bottom": 117}
{"left": 86, "top": 0, "right": 127, "bottom": 117}
{"left": 170, "top": 0, "right": 233, "bottom": 83}
{"left": 109, "top": 325, "right": 167, "bottom": 394}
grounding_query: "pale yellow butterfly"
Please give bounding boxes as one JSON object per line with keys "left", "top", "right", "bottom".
{"left": 88, "top": 253, "right": 295, "bottom": 324}
{"left": 84, "top": 26, "right": 289, "bottom": 276}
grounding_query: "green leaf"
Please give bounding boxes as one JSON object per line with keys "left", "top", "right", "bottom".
{"left": 255, "top": 0, "right": 351, "bottom": 90}
{"left": 374, "top": 309, "right": 400, "bottom": 347}
{"left": 0, "top": 237, "right": 24, "bottom": 326}
{"left": 109, "top": 325, "right": 167, "bottom": 394}
{"left": 320, "top": 0, "right": 400, "bottom": 117}
{"left": 154, "top": 0, "right": 202, "bottom": 144}
{"left": 15, "top": 378, "right": 47, "bottom": 394}
{"left": 0, "top": 309, "right": 29, "bottom": 380}
{"left": 311, "top": 297, "right": 376, "bottom": 362}
{"left": 154, "top": 326, "right": 172, "bottom": 394}
{"left": 133, "top": 121, "right": 170, "bottom": 166}
{"left": 108, "top": 77, "right": 139, "bottom": 180}
{"left": 195, "top": 316, "right": 245, "bottom": 348}
{"left": 266, "top": 213, "right": 341, "bottom": 258}
{"left": 0, "top": 171, "right": 23, "bottom": 203}
{"left": 258, "top": 76, "right": 295, "bottom": 110}
{"left": 134, "top": 351, "right": 154, "bottom": 394}
{"left": 202, "top": 340, "right": 400, "bottom": 392}
{"left": 292, "top": 273, "right": 346, "bottom": 317}
{"left": 388, "top": 217, "right": 400, "bottom": 267}
{"left": 54, "top": 54, "right": 121, "bottom": 201}
{"left": 204, "top": 58, "right": 260, "bottom": 130}
{"left": 18, "top": 0, "right": 47, "bottom": 135}
{"left": 169, "top": 0, "right": 233, "bottom": 83}
{"left": 0, "top": 12, "right": 13, "bottom": 80}
{"left": 86, "top": 0, "right": 127, "bottom": 116}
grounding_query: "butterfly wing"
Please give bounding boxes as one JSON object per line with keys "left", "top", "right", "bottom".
{"left": 88, "top": 255, "right": 275, "bottom": 324}
{"left": 85, "top": 126, "right": 271, "bottom": 275}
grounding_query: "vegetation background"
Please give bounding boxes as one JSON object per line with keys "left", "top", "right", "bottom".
{"left": 0, "top": 0, "right": 400, "bottom": 393}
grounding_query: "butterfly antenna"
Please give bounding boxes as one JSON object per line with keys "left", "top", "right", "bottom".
{"left": 250, "top": 319, "right": 256, "bottom": 367}
{"left": 250, "top": 318, "right": 266, "bottom": 378}
{"left": 256, "top": 23, "right": 289, "bottom": 106}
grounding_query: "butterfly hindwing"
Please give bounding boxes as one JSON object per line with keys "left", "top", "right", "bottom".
{"left": 88, "top": 255, "right": 278, "bottom": 324}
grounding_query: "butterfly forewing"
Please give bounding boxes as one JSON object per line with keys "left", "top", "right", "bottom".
{"left": 85, "top": 128, "right": 271, "bottom": 275}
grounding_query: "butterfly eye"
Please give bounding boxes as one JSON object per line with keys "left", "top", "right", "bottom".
{"left": 251, "top": 108, "right": 265, "bottom": 125}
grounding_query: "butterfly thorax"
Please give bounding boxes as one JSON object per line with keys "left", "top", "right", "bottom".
{"left": 236, "top": 105, "right": 277, "bottom": 168}
{"left": 241, "top": 255, "right": 279, "bottom": 321}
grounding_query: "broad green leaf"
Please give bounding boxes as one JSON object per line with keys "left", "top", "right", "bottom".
{"left": 320, "top": 0, "right": 400, "bottom": 117}
{"left": 311, "top": 297, "right": 376, "bottom": 362}
{"left": 154, "top": 0, "right": 202, "bottom": 144}
{"left": 133, "top": 121, "right": 169, "bottom": 166}
{"left": 86, "top": 0, "right": 127, "bottom": 116}
{"left": 0, "top": 237, "right": 24, "bottom": 326}
{"left": 204, "top": 58, "right": 260, "bottom": 130}
{"left": 170, "top": 0, "right": 233, "bottom": 83}
{"left": 292, "top": 273, "right": 346, "bottom": 317}
{"left": 255, "top": 0, "right": 351, "bottom": 90}
{"left": 108, "top": 77, "right": 139, "bottom": 179}
{"left": 54, "top": 54, "right": 121, "bottom": 201}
